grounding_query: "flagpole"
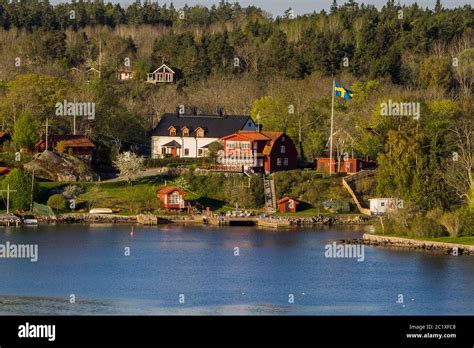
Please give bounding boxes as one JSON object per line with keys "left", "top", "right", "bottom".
{"left": 329, "top": 80, "right": 335, "bottom": 176}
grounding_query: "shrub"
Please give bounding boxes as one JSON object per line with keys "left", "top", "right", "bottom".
{"left": 47, "top": 194, "right": 67, "bottom": 211}
{"left": 62, "top": 185, "right": 84, "bottom": 199}
{"left": 439, "top": 212, "right": 461, "bottom": 237}
{"left": 2, "top": 168, "right": 37, "bottom": 211}
{"left": 409, "top": 216, "right": 447, "bottom": 238}
{"left": 457, "top": 206, "right": 474, "bottom": 236}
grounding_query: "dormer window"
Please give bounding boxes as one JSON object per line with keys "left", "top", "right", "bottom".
{"left": 168, "top": 126, "right": 176, "bottom": 136}
{"left": 181, "top": 127, "right": 189, "bottom": 137}
{"left": 195, "top": 127, "right": 205, "bottom": 138}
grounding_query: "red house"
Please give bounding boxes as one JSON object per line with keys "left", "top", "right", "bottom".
{"left": 35, "top": 135, "right": 95, "bottom": 162}
{"left": 316, "top": 157, "right": 371, "bottom": 175}
{"left": 219, "top": 131, "right": 298, "bottom": 174}
{"left": 277, "top": 197, "right": 299, "bottom": 213}
{"left": 158, "top": 186, "right": 186, "bottom": 212}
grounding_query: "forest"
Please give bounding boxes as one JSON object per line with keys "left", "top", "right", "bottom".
{"left": 0, "top": 0, "right": 472, "bottom": 216}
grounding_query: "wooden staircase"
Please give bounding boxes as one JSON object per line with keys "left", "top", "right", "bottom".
{"left": 342, "top": 170, "right": 377, "bottom": 216}
{"left": 263, "top": 176, "right": 277, "bottom": 213}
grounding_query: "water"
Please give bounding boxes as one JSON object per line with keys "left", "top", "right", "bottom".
{"left": 0, "top": 224, "right": 473, "bottom": 315}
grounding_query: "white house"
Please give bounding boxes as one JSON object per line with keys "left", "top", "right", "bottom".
{"left": 147, "top": 64, "right": 175, "bottom": 83}
{"left": 117, "top": 69, "right": 135, "bottom": 81}
{"left": 369, "top": 198, "right": 402, "bottom": 215}
{"left": 150, "top": 111, "right": 258, "bottom": 159}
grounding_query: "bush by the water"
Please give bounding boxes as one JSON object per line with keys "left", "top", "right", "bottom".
{"left": 47, "top": 194, "right": 67, "bottom": 211}
{"left": 1, "top": 168, "right": 37, "bottom": 211}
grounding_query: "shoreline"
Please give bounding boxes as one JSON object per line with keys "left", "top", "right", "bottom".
{"left": 30, "top": 213, "right": 373, "bottom": 226}
{"left": 342, "top": 233, "right": 474, "bottom": 255}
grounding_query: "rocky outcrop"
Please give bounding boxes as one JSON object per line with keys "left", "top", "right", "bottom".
{"left": 24, "top": 151, "right": 98, "bottom": 182}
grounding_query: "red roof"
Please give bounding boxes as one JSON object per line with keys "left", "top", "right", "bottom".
{"left": 277, "top": 196, "right": 299, "bottom": 205}
{"left": 36, "top": 135, "right": 95, "bottom": 148}
{"left": 158, "top": 186, "right": 185, "bottom": 195}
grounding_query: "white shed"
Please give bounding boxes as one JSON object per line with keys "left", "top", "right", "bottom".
{"left": 368, "top": 198, "right": 401, "bottom": 215}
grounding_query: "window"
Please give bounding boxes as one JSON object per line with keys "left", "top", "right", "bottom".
{"left": 253, "top": 142, "right": 258, "bottom": 150}
{"left": 168, "top": 191, "right": 181, "bottom": 204}
{"left": 184, "top": 149, "right": 189, "bottom": 156}
{"left": 226, "top": 141, "right": 235, "bottom": 149}
{"left": 198, "top": 149, "right": 203, "bottom": 156}
{"left": 281, "top": 145, "right": 286, "bottom": 153}
{"left": 277, "top": 158, "right": 282, "bottom": 166}
{"left": 284, "top": 158, "right": 288, "bottom": 166}
{"left": 162, "top": 147, "right": 167, "bottom": 154}
{"left": 166, "top": 73, "right": 172, "bottom": 82}
{"left": 157, "top": 73, "right": 164, "bottom": 82}
{"left": 381, "top": 201, "right": 385, "bottom": 207}
{"left": 241, "top": 142, "right": 250, "bottom": 150}
{"left": 196, "top": 128, "right": 204, "bottom": 137}
{"left": 281, "top": 136, "right": 285, "bottom": 142}
{"left": 169, "top": 127, "right": 176, "bottom": 136}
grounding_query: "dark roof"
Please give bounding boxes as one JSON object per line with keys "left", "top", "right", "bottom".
{"left": 150, "top": 113, "right": 254, "bottom": 138}
{"left": 162, "top": 140, "right": 181, "bottom": 148}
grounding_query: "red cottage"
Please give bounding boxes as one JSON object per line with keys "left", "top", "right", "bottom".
{"left": 35, "top": 135, "right": 95, "bottom": 162}
{"left": 219, "top": 131, "right": 298, "bottom": 174}
{"left": 316, "top": 157, "right": 372, "bottom": 175}
{"left": 158, "top": 186, "right": 186, "bottom": 212}
{"left": 277, "top": 197, "right": 299, "bottom": 213}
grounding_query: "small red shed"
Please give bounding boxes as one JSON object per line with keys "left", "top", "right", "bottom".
{"left": 277, "top": 196, "right": 299, "bottom": 213}
{"left": 158, "top": 186, "right": 186, "bottom": 212}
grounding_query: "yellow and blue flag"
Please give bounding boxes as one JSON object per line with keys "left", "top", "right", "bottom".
{"left": 334, "top": 82, "right": 353, "bottom": 100}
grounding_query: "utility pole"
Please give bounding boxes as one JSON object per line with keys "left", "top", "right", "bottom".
{"left": 44, "top": 118, "right": 49, "bottom": 151}
{"left": 30, "top": 170, "right": 35, "bottom": 212}
{"left": 0, "top": 184, "right": 17, "bottom": 214}
{"left": 99, "top": 39, "right": 102, "bottom": 79}
{"left": 73, "top": 97, "right": 76, "bottom": 135}
{"left": 329, "top": 80, "right": 335, "bottom": 176}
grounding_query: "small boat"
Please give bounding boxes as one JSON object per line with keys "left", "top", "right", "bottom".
{"left": 257, "top": 219, "right": 291, "bottom": 229}
{"left": 22, "top": 214, "right": 38, "bottom": 225}
{"left": 89, "top": 208, "right": 113, "bottom": 214}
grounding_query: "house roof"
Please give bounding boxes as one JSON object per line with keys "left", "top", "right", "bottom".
{"left": 36, "top": 135, "right": 95, "bottom": 148}
{"left": 235, "top": 131, "right": 271, "bottom": 141}
{"left": 151, "top": 113, "right": 255, "bottom": 138}
{"left": 158, "top": 186, "right": 184, "bottom": 195}
{"left": 277, "top": 196, "right": 299, "bottom": 205}
{"left": 151, "top": 64, "right": 175, "bottom": 74}
{"left": 162, "top": 140, "right": 181, "bottom": 148}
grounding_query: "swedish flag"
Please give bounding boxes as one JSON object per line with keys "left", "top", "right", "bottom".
{"left": 334, "top": 82, "right": 353, "bottom": 100}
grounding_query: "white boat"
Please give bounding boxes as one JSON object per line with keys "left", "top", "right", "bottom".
{"left": 89, "top": 208, "right": 113, "bottom": 214}
{"left": 22, "top": 215, "right": 38, "bottom": 225}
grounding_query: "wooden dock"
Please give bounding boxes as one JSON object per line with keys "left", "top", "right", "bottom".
{"left": 202, "top": 215, "right": 291, "bottom": 228}
{"left": 0, "top": 214, "right": 22, "bottom": 226}
{"left": 137, "top": 214, "right": 158, "bottom": 225}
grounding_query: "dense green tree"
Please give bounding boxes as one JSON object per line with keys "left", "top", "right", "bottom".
{"left": 2, "top": 169, "right": 37, "bottom": 211}
{"left": 13, "top": 112, "right": 40, "bottom": 150}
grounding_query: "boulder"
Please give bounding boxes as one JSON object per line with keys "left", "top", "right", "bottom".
{"left": 24, "top": 150, "right": 99, "bottom": 182}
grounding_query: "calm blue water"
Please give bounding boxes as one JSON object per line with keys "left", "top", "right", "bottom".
{"left": 0, "top": 224, "right": 473, "bottom": 315}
